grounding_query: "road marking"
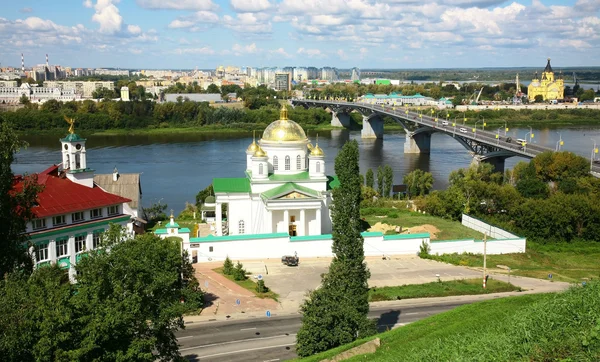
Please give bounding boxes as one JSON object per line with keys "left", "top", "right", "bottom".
{"left": 193, "top": 343, "right": 296, "bottom": 358}
{"left": 403, "top": 312, "right": 420, "bottom": 315}
{"left": 240, "top": 327, "right": 257, "bottom": 331}
{"left": 263, "top": 359, "right": 280, "bottom": 362}
{"left": 177, "top": 336, "right": 195, "bottom": 340}
{"left": 180, "top": 334, "right": 297, "bottom": 352}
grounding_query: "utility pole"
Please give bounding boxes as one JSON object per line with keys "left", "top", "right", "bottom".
{"left": 482, "top": 233, "right": 487, "bottom": 289}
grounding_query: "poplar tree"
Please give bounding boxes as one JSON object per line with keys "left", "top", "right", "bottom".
{"left": 296, "top": 140, "right": 374, "bottom": 357}
{"left": 365, "top": 168, "right": 374, "bottom": 189}
{"left": 383, "top": 165, "right": 394, "bottom": 197}
{"left": 377, "top": 165, "right": 384, "bottom": 196}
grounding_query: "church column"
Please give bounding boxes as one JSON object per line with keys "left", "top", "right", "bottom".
{"left": 283, "top": 210, "right": 289, "bottom": 235}
{"left": 315, "top": 207, "right": 322, "bottom": 235}
{"left": 215, "top": 203, "right": 222, "bottom": 236}
{"left": 299, "top": 209, "right": 306, "bottom": 236}
{"left": 49, "top": 240, "right": 57, "bottom": 264}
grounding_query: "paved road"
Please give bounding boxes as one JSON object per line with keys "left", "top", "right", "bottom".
{"left": 177, "top": 302, "right": 468, "bottom": 361}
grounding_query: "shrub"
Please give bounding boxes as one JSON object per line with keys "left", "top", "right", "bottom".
{"left": 223, "top": 256, "right": 233, "bottom": 275}
{"left": 233, "top": 261, "right": 247, "bottom": 281}
{"left": 255, "top": 279, "right": 269, "bottom": 293}
{"left": 418, "top": 240, "right": 431, "bottom": 257}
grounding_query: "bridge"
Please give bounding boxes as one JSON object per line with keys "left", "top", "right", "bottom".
{"left": 291, "top": 99, "right": 600, "bottom": 174}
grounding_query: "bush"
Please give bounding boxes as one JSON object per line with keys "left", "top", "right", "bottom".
{"left": 233, "top": 261, "right": 247, "bottom": 281}
{"left": 386, "top": 211, "right": 399, "bottom": 218}
{"left": 418, "top": 240, "right": 431, "bottom": 257}
{"left": 223, "top": 256, "right": 233, "bottom": 275}
{"left": 255, "top": 279, "right": 269, "bottom": 293}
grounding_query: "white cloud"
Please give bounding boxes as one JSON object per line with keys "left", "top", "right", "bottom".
{"left": 336, "top": 49, "right": 348, "bottom": 60}
{"left": 127, "top": 24, "right": 141, "bottom": 34}
{"left": 232, "top": 43, "right": 259, "bottom": 54}
{"left": 20, "top": 7, "right": 33, "bottom": 13}
{"left": 174, "top": 46, "right": 215, "bottom": 55}
{"left": 223, "top": 12, "right": 271, "bottom": 34}
{"left": 83, "top": 0, "right": 93, "bottom": 8}
{"left": 168, "top": 19, "right": 195, "bottom": 29}
{"left": 297, "top": 47, "right": 325, "bottom": 58}
{"left": 230, "top": 0, "right": 272, "bottom": 13}
{"left": 130, "top": 48, "right": 143, "bottom": 54}
{"left": 136, "top": 0, "right": 218, "bottom": 11}
{"left": 270, "top": 47, "right": 291, "bottom": 58}
{"left": 558, "top": 39, "right": 592, "bottom": 49}
{"left": 91, "top": 0, "right": 123, "bottom": 34}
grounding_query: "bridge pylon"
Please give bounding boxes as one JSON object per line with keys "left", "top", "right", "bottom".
{"left": 404, "top": 130, "right": 432, "bottom": 154}
{"left": 331, "top": 111, "right": 351, "bottom": 128}
{"left": 361, "top": 114, "right": 384, "bottom": 139}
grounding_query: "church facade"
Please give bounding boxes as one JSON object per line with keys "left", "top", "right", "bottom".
{"left": 528, "top": 58, "right": 564, "bottom": 101}
{"left": 211, "top": 105, "right": 336, "bottom": 238}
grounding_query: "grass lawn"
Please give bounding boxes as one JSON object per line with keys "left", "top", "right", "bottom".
{"left": 369, "top": 278, "right": 521, "bottom": 302}
{"left": 422, "top": 242, "right": 600, "bottom": 283}
{"left": 299, "top": 294, "right": 547, "bottom": 362}
{"left": 361, "top": 204, "right": 484, "bottom": 240}
{"left": 213, "top": 267, "right": 279, "bottom": 301}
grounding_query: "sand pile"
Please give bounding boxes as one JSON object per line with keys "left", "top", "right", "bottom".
{"left": 367, "top": 223, "right": 441, "bottom": 240}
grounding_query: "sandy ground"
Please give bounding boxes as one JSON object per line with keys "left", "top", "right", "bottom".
{"left": 368, "top": 222, "right": 441, "bottom": 240}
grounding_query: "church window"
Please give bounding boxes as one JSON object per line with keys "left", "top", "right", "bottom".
{"left": 285, "top": 156, "right": 290, "bottom": 170}
{"left": 56, "top": 238, "right": 68, "bottom": 257}
{"left": 72, "top": 212, "right": 84, "bottom": 223}
{"left": 316, "top": 162, "right": 321, "bottom": 173}
{"left": 209, "top": 246, "right": 214, "bottom": 252}
{"left": 92, "top": 232, "right": 102, "bottom": 248}
{"left": 239, "top": 220, "right": 245, "bottom": 234}
{"left": 90, "top": 208, "right": 103, "bottom": 219}
{"left": 75, "top": 154, "right": 81, "bottom": 169}
{"left": 273, "top": 156, "right": 278, "bottom": 170}
{"left": 35, "top": 242, "right": 49, "bottom": 262}
{"left": 296, "top": 155, "right": 301, "bottom": 169}
{"left": 32, "top": 218, "right": 47, "bottom": 230}
{"left": 75, "top": 235, "right": 86, "bottom": 253}
{"left": 53, "top": 215, "right": 66, "bottom": 226}
{"left": 259, "top": 163, "right": 263, "bottom": 175}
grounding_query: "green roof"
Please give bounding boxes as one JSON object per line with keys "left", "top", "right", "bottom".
{"left": 383, "top": 233, "right": 430, "bottom": 240}
{"left": 269, "top": 171, "right": 310, "bottom": 182}
{"left": 165, "top": 221, "right": 180, "bottom": 228}
{"left": 327, "top": 175, "right": 340, "bottom": 190}
{"left": 180, "top": 228, "right": 191, "bottom": 233}
{"left": 61, "top": 133, "right": 86, "bottom": 142}
{"left": 190, "top": 233, "right": 290, "bottom": 243}
{"left": 155, "top": 229, "right": 168, "bottom": 234}
{"left": 213, "top": 177, "right": 251, "bottom": 193}
{"left": 261, "top": 182, "right": 320, "bottom": 200}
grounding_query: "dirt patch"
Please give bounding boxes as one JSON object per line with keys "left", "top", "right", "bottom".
{"left": 368, "top": 222, "right": 441, "bottom": 240}
{"left": 408, "top": 224, "right": 441, "bottom": 240}
{"left": 322, "top": 338, "right": 381, "bottom": 362}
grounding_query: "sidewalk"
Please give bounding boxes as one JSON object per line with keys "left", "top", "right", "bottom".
{"left": 191, "top": 263, "right": 280, "bottom": 320}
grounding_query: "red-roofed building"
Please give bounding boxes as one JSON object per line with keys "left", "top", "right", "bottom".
{"left": 18, "top": 129, "right": 138, "bottom": 279}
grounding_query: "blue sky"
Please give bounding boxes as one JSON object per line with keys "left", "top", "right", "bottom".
{"left": 0, "top": 0, "right": 598, "bottom": 70}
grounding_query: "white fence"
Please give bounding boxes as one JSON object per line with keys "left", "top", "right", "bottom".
{"left": 461, "top": 214, "right": 518, "bottom": 240}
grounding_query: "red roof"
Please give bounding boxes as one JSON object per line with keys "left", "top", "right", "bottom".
{"left": 13, "top": 165, "right": 131, "bottom": 218}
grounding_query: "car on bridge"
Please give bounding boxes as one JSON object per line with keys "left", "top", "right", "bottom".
{"left": 459, "top": 127, "right": 468, "bottom": 133}
{"left": 442, "top": 120, "right": 449, "bottom": 126}
{"left": 516, "top": 138, "right": 528, "bottom": 145}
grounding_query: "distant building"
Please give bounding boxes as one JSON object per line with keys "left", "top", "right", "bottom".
{"left": 0, "top": 83, "right": 80, "bottom": 104}
{"left": 44, "top": 81, "right": 115, "bottom": 98}
{"left": 164, "top": 93, "right": 222, "bottom": 103}
{"left": 120, "top": 86, "right": 130, "bottom": 101}
{"left": 528, "top": 58, "right": 564, "bottom": 101}
{"left": 274, "top": 73, "right": 291, "bottom": 91}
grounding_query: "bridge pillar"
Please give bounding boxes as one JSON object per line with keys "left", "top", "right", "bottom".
{"left": 331, "top": 111, "right": 351, "bottom": 128}
{"left": 404, "top": 132, "right": 431, "bottom": 154}
{"left": 361, "top": 115, "right": 383, "bottom": 139}
{"left": 471, "top": 155, "right": 506, "bottom": 174}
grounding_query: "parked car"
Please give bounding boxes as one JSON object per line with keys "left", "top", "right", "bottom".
{"left": 281, "top": 255, "right": 299, "bottom": 266}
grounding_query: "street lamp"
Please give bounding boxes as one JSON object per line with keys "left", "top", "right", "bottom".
{"left": 474, "top": 120, "right": 482, "bottom": 137}
{"left": 591, "top": 139, "right": 598, "bottom": 171}
{"left": 556, "top": 132, "right": 563, "bottom": 151}
{"left": 496, "top": 127, "right": 502, "bottom": 145}
{"left": 528, "top": 125, "right": 534, "bottom": 142}
{"left": 504, "top": 121, "right": 509, "bottom": 136}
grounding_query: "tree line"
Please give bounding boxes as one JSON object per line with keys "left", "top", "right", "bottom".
{"left": 414, "top": 151, "right": 600, "bottom": 243}
{"left": 3, "top": 98, "right": 331, "bottom": 132}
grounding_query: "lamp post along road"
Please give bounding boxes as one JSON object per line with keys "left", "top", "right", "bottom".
{"left": 591, "top": 139, "right": 598, "bottom": 171}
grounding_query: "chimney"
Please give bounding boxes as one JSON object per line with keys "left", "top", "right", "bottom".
{"left": 112, "top": 167, "right": 119, "bottom": 182}
{"left": 46, "top": 54, "right": 49, "bottom": 68}
{"left": 21, "top": 53, "right": 24, "bottom": 73}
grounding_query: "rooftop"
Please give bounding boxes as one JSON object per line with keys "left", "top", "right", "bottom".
{"left": 93, "top": 172, "right": 142, "bottom": 210}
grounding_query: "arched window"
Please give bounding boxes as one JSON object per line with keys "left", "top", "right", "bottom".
{"left": 316, "top": 161, "right": 321, "bottom": 173}
{"left": 238, "top": 220, "right": 245, "bottom": 234}
{"left": 285, "top": 156, "right": 290, "bottom": 170}
{"left": 259, "top": 163, "right": 263, "bottom": 175}
{"left": 273, "top": 156, "right": 278, "bottom": 170}
{"left": 296, "top": 155, "right": 301, "bottom": 170}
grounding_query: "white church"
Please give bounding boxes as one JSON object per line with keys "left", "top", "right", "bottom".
{"left": 211, "top": 105, "right": 335, "bottom": 237}
{"left": 155, "top": 104, "right": 526, "bottom": 263}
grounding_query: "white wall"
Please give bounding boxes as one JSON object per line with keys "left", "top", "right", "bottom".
{"left": 429, "top": 238, "right": 526, "bottom": 255}
{"left": 461, "top": 214, "right": 518, "bottom": 240}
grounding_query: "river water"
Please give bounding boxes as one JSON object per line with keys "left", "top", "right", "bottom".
{"left": 12, "top": 126, "right": 600, "bottom": 212}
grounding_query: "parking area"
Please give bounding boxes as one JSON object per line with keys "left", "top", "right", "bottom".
{"left": 240, "top": 255, "right": 482, "bottom": 311}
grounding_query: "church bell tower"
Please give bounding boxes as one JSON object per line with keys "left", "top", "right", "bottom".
{"left": 61, "top": 117, "right": 94, "bottom": 187}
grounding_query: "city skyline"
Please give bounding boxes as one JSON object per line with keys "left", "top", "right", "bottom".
{"left": 0, "top": 0, "right": 598, "bottom": 69}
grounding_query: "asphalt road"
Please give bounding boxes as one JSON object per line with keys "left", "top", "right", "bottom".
{"left": 177, "top": 301, "right": 470, "bottom": 362}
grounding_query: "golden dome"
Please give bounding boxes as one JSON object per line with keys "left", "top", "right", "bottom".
{"left": 246, "top": 130, "right": 259, "bottom": 153}
{"left": 310, "top": 145, "right": 324, "bottom": 157}
{"left": 261, "top": 104, "right": 307, "bottom": 142}
{"left": 254, "top": 146, "right": 267, "bottom": 157}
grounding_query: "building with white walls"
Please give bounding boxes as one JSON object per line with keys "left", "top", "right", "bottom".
{"left": 210, "top": 105, "right": 335, "bottom": 238}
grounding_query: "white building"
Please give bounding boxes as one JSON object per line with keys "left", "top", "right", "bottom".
{"left": 0, "top": 83, "right": 80, "bottom": 104}
{"left": 17, "top": 127, "right": 136, "bottom": 279}
{"left": 44, "top": 81, "right": 115, "bottom": 98}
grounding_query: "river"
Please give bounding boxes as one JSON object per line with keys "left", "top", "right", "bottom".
{"left": 12, "top": 126, "right": 600, "bottom": 213}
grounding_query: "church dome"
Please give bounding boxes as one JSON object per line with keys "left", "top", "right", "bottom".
{"left": 261, "top": 105, "right": 307, "bottom": 143}
{"left": 204, "top": 196, "right": 215, "bottom": 204}
{"left": 254, "top": 146, "right": 267, "bottom": 157}
{"left": 310, "top": 145, "right": 324, "bottom": 157}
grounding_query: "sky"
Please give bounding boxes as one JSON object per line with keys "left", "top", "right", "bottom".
{"left": 0, "top": 0, "right": 599, "bottom": 70}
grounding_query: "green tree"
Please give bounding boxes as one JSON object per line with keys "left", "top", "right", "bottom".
{"left": 195, "top": 184, "right": 214, "bottom": 209}
{"left": 383, "top": 165, "right": 394, "bottom": 197}
{"left": 19, "top": 94, "right": 30, "bottom": 105}
{"left": 296, "top": 140, "right": 374, "bottom": 357}
{"left": 534, "top": 94, "right": 544, "bottom": 103}
{"left": 232, "top": 261, "right": 246, "bottom": 281}
{"left": 206, "top": 84, "right": 220, "bottom": 94}
{"left": 376, "top": 165, "right": 384, "bottom": 196}
{"left": 0, "top": 118, "right": 41, "bottom": 277}
{"left": 223, "top": 256, "right": 234, "bottom": 275}
{"left": 365, "top": 168, "right": 374, "bottom": 189}
{"left": 142, "top": 201, "right": 168, "bottom": 228}
{"left": 72, "top": 233, "right": 202, "bottom": 361}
